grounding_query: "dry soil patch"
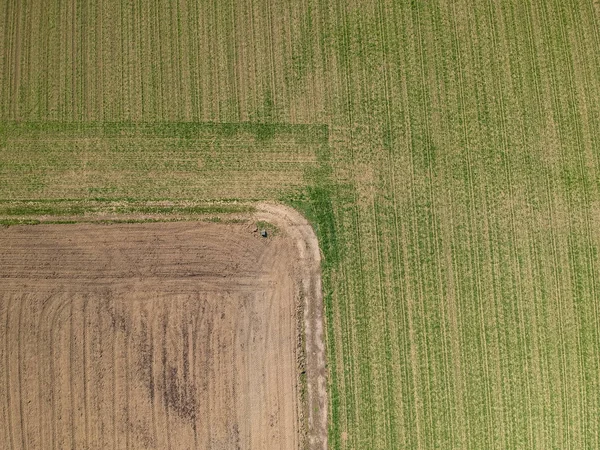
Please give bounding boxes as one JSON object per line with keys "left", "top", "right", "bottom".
{"left": 0, "top": 210, "right": 325, "bottom": 449}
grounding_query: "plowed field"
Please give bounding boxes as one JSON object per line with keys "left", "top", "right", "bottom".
{"left": 0, "top": 219, "right": 308, "bottom": 449}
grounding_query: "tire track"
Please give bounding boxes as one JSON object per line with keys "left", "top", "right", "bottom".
{"left": 69, "top": 299, "right": 76, "bottom": 450}
{"left": 189, "top": 302, "right": 198, "bottom": 449}
{"left": 96, "top": 0, "right": 104, "bottom": 120}
{"left": 519, "top": 0, "right": 557, "bottom": 443}
{"left": 553, "top": 5, "right": 600, "bottom": 443}
{"left": 448, "top": 2, "right": 495, "bottom": 446}
{"left": 0, "top": 298, "right": 9, "bottom": 445}
{"left": 434, "top": 2, "right": 473, "bottom": 445}
{"left": 17, "top": 293, "right": 28, "bottom": 449}
{"left": 543, "top": 168, "right": 570, "bottom": 448}
{"left": 124, "top": 300, "right": 131, "bottom": 450}
{"left": 35, "top": 293, "right": 62, "bottom": 449}
{"left": 162, "top": 306, "right": 172, "bottom": 450}
{"left": 443, "top": 159, "right": 470, "bottom": 449}
{"left": 0, "top": 0, "right": 12, "bottom": 118}
{"left": 145, "top": 304, "right": 159, "bottom": 449}
{"left": 153, "top": 0, "right": 166, "bottom": 120}
{"left": 134, "top": 1, "right": 146, "bottom": 119}
{"left": 264, "top": 0, "right": 277, "bottom": 121}
{"left": 4, "top": 293, "right": 15, "bottom": 449}
{"left": 536, "top": 1, "right": 584, "bottom": 445}
{"left": 482, "top": 1, "right": 535, "bottom": 446}
{"left": 111, "top": 298, "right": 118, "bottom": 450}
{"left": 81, "top": 0, "right": 91, "bottom": 120}
{"left": 459, "top": 12, "right": 498, "bottom": 447}
{"left": 185, "top": 0, "right": 199, "bottom": 119}
{"left": 329, "top": 1, "right": 365, "bottom": 446}
{"left": 82, "top": 294, "right": 90, "bottom": 450}
{"left": 374, "top": 0, "right": 414, "bottom": 445}
{"left": 2, "top": 0, "right": 15, "bottom": 118}
{"left": 10, "top": 0, "right": 21, "bottom": 119}
{"left": 228, "top": 0, "right": 242, "bottom": 121}
{"left": 370, "top": 198, "right": 394, "bottom": 448}
{"left": 405, "top": 5, "right": 437, "bottom": 448}
{"left": 35, "top": 294, "right": 54, "bottom": 448}
{"left": 391, "top": 5, "right": 426, "bottom": 446}
{"left": 414, "top": 3, "right": 458, "bottom": 445}
{"left": 70, "top": 0, "right": 77, "bottom": 120}
{"left": 371, "top": 1, "right": 404, "bottom": 446}
{"left": 390, "top": 6, "right": 428, "bottom": 447}
{"left": 49, "top": 299, "right": 70, "bottom": 450}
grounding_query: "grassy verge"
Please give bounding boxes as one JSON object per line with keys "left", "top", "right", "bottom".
{"left": 0, "top": 199, "right": 255, "bottom": 219}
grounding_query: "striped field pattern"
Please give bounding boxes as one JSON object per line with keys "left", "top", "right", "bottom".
{"left": 1, "top": 0, "right": 600, "bottom": 448}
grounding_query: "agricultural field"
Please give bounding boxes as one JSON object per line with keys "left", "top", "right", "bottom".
{"left": 2, "top": 0, "right": 600, "bottom": 449}
{"left": 0, "top": 206, "right": 326, "bottom": 449}
{"left": 1, "top": 221, "right": 300, "bottom": 449}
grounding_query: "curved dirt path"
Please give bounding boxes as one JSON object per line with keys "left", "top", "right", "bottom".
{"left": 254, "top": 203, "right": 327, "bottom": 450}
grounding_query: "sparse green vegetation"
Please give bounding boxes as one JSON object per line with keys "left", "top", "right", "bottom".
{"left": 0, "top": 199, "right": 255, "bottom": 218}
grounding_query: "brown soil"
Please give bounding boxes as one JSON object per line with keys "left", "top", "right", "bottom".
{"left": 0, "top": 204, "right": 327, "bottom": 449}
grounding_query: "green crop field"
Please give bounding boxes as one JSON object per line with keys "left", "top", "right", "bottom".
{"left": 2, "top": 0, "right": 600, "bottom": 448}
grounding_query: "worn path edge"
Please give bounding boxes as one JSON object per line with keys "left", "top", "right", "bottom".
{"left": 254, "top": 203, "right": 328, "bottom": 450}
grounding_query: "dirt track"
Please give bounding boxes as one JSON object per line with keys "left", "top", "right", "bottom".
{"left": 255, "top": 203, "right": 327, "bottom": 450}
{"left": 0, "top": 205, "right": 326, "bottom": 449}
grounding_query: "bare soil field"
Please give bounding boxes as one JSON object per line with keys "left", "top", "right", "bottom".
{"left": 0, "top": 205, "right": 325, "bottom": 449}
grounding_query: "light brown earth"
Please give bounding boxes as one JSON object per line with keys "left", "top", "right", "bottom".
{"left": 0, "top": 204, "right": 327, "bottom": 449}
{"left": 255, "top": 203, "right": 327, "bottom": 450}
